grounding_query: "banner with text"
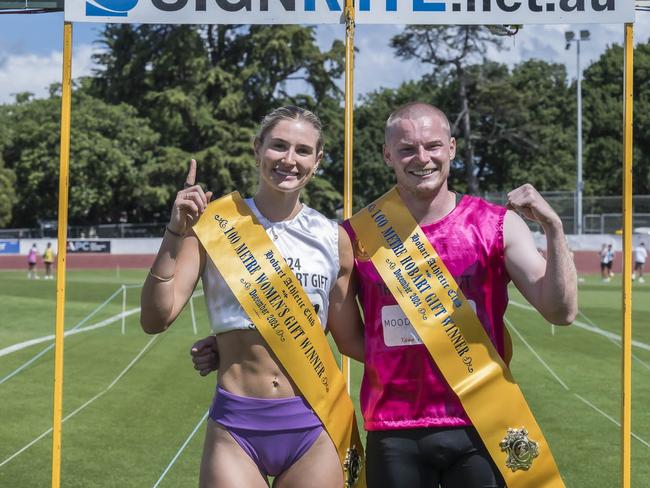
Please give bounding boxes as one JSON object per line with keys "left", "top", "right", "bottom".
{"left": 67, "top": 240, "right": 111, "bottom": 253}
{"left": 0, "top": 240, "right": 19, "bottom": 255}
{"left": 66, "top": 0, "right": 634, "bottom": 25}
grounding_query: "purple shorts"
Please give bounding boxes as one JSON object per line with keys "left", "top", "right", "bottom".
{"left": 209, "top": 386, "right": 324, "bottom": 477}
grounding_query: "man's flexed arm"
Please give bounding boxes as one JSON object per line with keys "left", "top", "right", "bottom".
{"left": 504, "top": 184, "right": 578, "bottom": 325}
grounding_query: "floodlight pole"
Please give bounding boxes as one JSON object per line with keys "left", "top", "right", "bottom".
{"left": 576, "top": 38, "right": 583, "bottom": 235}
{"left": 564, "top": 30, "right": 589, "bottom": 235}
{"left": 566, "top": 31, "right": 588, "bottom": 234}
{"left": 51, "top": 20, "right": 73, "bottom": 488}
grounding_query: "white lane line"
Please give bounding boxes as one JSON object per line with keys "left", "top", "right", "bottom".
{"left": 505, "top": 318, "right": 569, "bottom": 391}
{"left": 0, "top": 346, "right": 52, "bottom": 385}
{"left": 0, "top": 288, "right": 205, "bottom": 387}
{"left": 0, "top": 308, "right": 140, "bottom": 386}
{"left": 509, "top": 300, "right": 650, "bottom": 352}
{"left": 507, "top": 316, "right": 650, "bottom": 450}
{"left": 152, "top": 410, "right": 209, "bottom": 488}
{"left": 0, "top": 285, "right": 125, "bottom": 359}
{"left": 0, "top": 308, "right": 140, "bottom": 358}
{"left": 0, "top": 288, "right": 128, "bottom": 385}
{"left": 0, "top": 335, "right": 158, "bottom": 469}
{"left": 574, "top": 394, "right": 650, "bottom": 449}
{"left": 1, "top": 289, "right": 204, "bottom": 359}
{"left": 576, "top": 310, "right": 650, "bottom": 372}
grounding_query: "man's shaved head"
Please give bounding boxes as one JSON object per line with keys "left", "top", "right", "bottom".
{"left": 385, "top": 102, "right": 451, "bottom": 143}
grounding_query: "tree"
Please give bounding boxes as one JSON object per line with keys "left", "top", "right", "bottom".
{"left": 471, "top": 59, "right": 575, "bottom": 192}
{"left": 348, "top": 57, "right": 576, "bottom": 205}
{"left": 0, "top": 114, "right": 16, "bottom": 226}
{"left": 0, "top": 166, "right": 14, "bottom": 227}
{"left": 1, "top": 88, "right": 161, "bottom": 226}
{"left": 390, "top": 26, "right": 504, "bottom": 194}
{"left": 582, "top": 40, "right": 650, "bottom": 196}
{"left": 90, "top": 24, "right": 346, "bottom": 217}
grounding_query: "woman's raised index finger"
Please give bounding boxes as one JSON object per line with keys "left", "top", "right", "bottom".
{"left": 185, "top": 159, "right": 197, "bottom": 188}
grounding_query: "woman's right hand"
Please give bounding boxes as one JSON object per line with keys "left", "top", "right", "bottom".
{"left": 168, "top": 159, "right": 214, "bottom": 235}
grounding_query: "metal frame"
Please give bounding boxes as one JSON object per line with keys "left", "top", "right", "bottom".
{"left": 0, "top": 4, "right": 635, "bottom": 487}
{"left": 0, "top": 0, "right": 62, "bottom": 11}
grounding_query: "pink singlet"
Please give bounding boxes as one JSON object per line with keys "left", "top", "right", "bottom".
{"left": 344, "top": 195, "right": 510, "bottom": 431}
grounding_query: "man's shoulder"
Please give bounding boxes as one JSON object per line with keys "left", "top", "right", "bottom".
{"left": 460, "top": 195, "right": 507, "bottom": 215}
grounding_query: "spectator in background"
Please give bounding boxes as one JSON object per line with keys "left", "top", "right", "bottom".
{"left": 43, "top": 242, "right": 54, "bottom": 280}
{"left": 633, "top": 242, "right": 647, "bottom": 283}
{"left": 27, "top": 243, "right": 39, "bottom": 280}
{"left": 600, "top": 243, "right": 614, "bottom": 282}
{"left": 599, "top": 244, "right": 607, "bottom": 280}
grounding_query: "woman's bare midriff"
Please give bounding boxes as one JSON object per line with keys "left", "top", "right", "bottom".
{"left": 215, "top": 329, "right": 300, "bottom": 399}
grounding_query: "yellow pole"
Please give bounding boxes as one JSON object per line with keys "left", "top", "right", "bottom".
{"left": 621, "top": 22, "right": 633, "bottom": 488}
{"left": 51, "top": 20, "right": 73, "bottom": 488}
{"left": 341, "top": 0, "right": 356, "bottom": 387}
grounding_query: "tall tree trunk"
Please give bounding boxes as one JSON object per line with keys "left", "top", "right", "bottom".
{"left": 458, "top": 69, "right": 480, "bottom": 195}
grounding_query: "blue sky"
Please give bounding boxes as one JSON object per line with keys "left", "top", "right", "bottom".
{"left": 0, "top": 11, "right": 649, "bottom": 104}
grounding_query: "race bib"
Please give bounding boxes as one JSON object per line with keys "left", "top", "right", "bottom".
{"left": 381, "top": 301, "right": 476, "bottom": 347}
{"left": 381, "top": 305, "right": 422, "bottom": 347}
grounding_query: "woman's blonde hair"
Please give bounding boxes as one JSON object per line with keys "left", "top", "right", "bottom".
{"left": 254, "top": 106, "right": 324, "bottom": 154}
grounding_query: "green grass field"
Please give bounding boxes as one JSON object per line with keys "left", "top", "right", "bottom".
{"left": 0, "top": 269, "right": 648, "bottom": 487}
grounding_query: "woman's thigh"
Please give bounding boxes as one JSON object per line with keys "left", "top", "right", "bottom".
{"left": 199, "top": 418, "right": 269, "bottom": 488}
{"left": 273, "top": 430, "right": 343, "bottom": 488}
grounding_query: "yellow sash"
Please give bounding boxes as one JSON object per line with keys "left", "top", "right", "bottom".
{"left": 349, "top": 188, "right": 564, "bottom": 487}
{"left": 194, "top": 192, "right": 365, "bottom": 487}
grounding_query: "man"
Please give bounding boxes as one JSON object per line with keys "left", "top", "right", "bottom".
{"left": 600, "top": 243, "right": 615, "bottom": 282}
{"left": 192, "top": 102, "right": 577, "bottom": 487}
{"left": 344, "top": 102, "right": 576, "bottom": 487}
{"left": 633, "top": 242, "right": 647, "bottom": 283}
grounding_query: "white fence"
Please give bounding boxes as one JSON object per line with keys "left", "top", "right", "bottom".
{"left": 484, "top": 192, "right": 650, "bottom": 235}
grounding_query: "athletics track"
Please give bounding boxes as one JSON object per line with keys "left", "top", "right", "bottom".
{"left": 0, "top": 251, "right": 628, "bottom": 275}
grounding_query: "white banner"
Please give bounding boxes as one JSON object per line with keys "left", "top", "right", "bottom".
{"left": 66, "top": 0, "right": 634, "bottom": 24}
{"left": 357, "top": 0, "right": 635, "bottom": 24}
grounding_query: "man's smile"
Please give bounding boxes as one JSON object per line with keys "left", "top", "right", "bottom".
{"left": 409, "top": 167, "right": 437, "bottom": 177}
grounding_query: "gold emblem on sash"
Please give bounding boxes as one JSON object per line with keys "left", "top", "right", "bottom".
{"left": 344, "top": 445, "right": 362, "bottom": 487}
{"left": 500, "top": 427, "right": 540, "bottom": 471}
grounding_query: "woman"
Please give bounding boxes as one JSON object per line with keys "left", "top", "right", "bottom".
{"left": 43, "top": 242, "right": 54, "bottom": 280}
{"left": 27, "top": 243, "right": 38, "bottom": 280}
{"left": 140, "top": 106, "right": 363, "bottom": 488}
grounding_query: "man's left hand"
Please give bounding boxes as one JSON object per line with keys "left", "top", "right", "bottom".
{"left": 190, "top": 335, "right": 219, "bottom": 376}
{"left": 506, "top": 184, "right": 562, "bottom": 230}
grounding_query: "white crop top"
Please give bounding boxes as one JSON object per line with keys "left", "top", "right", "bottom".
{"left": 201, "top": 198, "right": 339, "bottom": 335}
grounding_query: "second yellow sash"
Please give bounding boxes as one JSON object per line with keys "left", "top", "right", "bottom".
{"left": 350, "top": 188, "right": 563, "bottom": 487}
